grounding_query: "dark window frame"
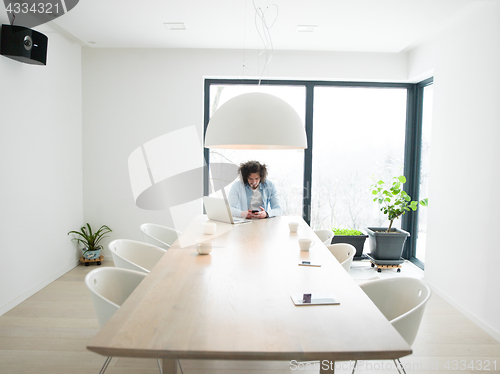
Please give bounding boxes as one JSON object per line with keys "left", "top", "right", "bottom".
{"left": 203, "top": 78, "right": 432, "bottom": 267}
{"left": 403, "top": 77, "right": 433, "bottom": 269}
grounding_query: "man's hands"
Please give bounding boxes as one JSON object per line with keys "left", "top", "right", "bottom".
{"left": 241, "top": 206, "right": 267, "bottom": 219}
{"left": 241, "top": 210, "right": 252, "bottom": 219}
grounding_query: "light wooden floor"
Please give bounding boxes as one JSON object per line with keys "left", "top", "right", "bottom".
{"left": 1, "top": 261, "right": 499, "bottom": 374}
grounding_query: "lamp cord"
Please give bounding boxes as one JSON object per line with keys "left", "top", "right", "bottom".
{"left": 252, "top": 0, "right": 278, "bottom": 84}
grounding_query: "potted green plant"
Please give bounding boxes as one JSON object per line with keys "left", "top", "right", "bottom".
{"left": 68, "top": 223, "right": 112, "bottom": 263}
{"left": 331, "top": 228, "right": 368, "bottom": 260}
{"left": 367, "top": 175, "right": 428, "bottom": 260}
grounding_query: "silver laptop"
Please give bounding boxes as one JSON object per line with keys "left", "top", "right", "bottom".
{"left": 203, "top": 196, "right": 251, "bottom": 224}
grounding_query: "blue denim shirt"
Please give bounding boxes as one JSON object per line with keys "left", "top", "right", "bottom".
{"left": 228, "top": 180, "right": 282, "bottom": 218}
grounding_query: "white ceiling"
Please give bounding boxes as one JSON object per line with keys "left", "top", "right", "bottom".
{"left": 0, "top": 0, "right": 487, "bottom": 53}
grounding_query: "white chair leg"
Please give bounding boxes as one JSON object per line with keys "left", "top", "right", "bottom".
{"left": 394, "top": 359, "right": 407, "bottom": 374}
{"left": 351, "top": 360, "right": 357, "bottom": 374}
{"left": 98, "top": 356, "right": 112, "bottom": 374}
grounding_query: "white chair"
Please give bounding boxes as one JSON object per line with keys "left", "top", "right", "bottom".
{"left": 353, "top": 277, "right": 431, "bottom": 374}
{"left": 108, "top": 239, "right": 166, "bottom": 274}
{"left": 85, "top": 267, "right": 161, "bottom": 373}
{"left": 326, "top": 243, "right": 355, "bottom": 273}
{"left": 140, "top": 223, "right": 181, "bottom": 250}
{"left": 314, "top": 229, "right": 334, "bottom": 245}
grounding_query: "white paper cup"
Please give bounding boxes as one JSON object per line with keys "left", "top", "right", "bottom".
{"left": 298, "top": 238, "right": 315, "bottom": 251}
{"left": 288, "top": 222, "right": 301, "bottom": 233}
{"left": 202, "top": 222, "right": 217, "bottom": 235}
{"left": 196, "top": 240, "right": 212, "bottom": 255}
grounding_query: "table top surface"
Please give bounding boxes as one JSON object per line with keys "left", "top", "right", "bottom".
{"left": 87, "top": 215, "right": 411, "bottom": 361}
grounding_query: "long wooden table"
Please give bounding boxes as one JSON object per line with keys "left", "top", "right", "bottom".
{"left": 88, "top": 215, "right": 411, "bottom": 373}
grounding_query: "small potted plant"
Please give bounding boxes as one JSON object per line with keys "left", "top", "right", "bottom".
{"left": 331, "top": 228, "right": 369, "bottom": 260}
{"left": 68, "top": 223, "right": 112, "bottom": 264}
{"left": 368, "top": 175, "right": 427, "bottom": 260}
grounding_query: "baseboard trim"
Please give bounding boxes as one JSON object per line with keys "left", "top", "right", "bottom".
{"left": 424, "top": 278, "right": 500, "bottom": 343}
{"left": 0, "top": 260, "right": 79, "bottom": 317}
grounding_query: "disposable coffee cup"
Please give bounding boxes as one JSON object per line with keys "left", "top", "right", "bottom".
{"left": 196, "top": 239, "right": 212, "bottom": 255}
{"left": 298, "top": 238, "right": 315, "bottom": 251}
{"left": 202, "top": 222, "right": 217, "bottom": 235}
{"left": 289, "top": 222, "right": 301, "bottom": 233}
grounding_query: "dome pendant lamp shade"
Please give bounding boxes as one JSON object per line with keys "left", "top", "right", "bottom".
{"left": 204, "top": 92, "right": 307, "bottom": 150}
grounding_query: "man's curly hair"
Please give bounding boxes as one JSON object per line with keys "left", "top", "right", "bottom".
{"left": 238, "top": 161, "right": 268, "bottom": 186}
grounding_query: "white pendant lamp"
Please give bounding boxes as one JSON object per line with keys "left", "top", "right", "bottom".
{"left": 204, "top": 92, "right": 307, "bottom": 150}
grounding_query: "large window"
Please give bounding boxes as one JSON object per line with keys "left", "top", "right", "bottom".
{"left": 311, "top": 86, "right": 407, "bottom": 230}
{"left": 204, "top": 79, "right": 431, "bottom": 268}
{"left": 414, "top": 80, "right": 433, "bottom": 263}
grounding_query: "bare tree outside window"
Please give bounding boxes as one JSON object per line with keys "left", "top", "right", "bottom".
{"left": 310, "top": 86, "right": 407, "bottom": 231}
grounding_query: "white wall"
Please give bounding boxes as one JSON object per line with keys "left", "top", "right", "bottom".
{"left": 0, "top": 26, "right": 83, "bottom": 314}
{"left": 409, "top": 2, "right": 500, "bottom": 338}
{"left": 82, "top": 48, "right": 408, "bottom": 258}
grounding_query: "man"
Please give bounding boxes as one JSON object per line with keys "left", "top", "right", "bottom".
{"left": 228, "top": 161, "right": 281, "bottom": 219}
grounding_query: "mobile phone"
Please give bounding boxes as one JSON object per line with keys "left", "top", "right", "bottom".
{"left": 251, "top": 210, "right": 259, "bottom": 213}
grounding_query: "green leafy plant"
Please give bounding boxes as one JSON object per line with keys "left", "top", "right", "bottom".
{"left": 68, "top": 223, "right": 112, "bottom": 255}
{"left": 371, "top": 175, "right": 428, "bottom": 232}
{"left": 332, "top": 228, "right": 364, "bottom": 236}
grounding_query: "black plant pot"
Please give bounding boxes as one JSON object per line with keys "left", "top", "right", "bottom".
{"left": 330, "top": 235, "right": 368, "bottom": 260}
{"left": 366, "top": 227, "right": 409, "bottom": 261}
